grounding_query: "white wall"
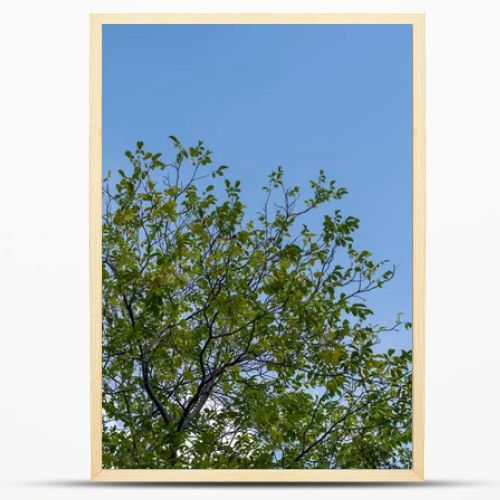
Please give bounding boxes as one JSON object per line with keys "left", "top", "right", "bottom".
{"left": 1, "top": 1, "right": 499, "bottom": 499}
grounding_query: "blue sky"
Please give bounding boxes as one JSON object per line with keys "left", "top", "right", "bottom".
{"left": 103, "top": 24, "right": 412, "bottom": 351}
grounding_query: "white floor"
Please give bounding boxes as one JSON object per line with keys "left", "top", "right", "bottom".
{"left": 2, "top": 479, "right": 499, "bottom": 500}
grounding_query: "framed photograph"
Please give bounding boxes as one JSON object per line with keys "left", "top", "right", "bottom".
{"left": 90, "top": 13, "right": 425, "bottom": 482}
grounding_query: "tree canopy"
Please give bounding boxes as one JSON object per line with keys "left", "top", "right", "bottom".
{"left": 102, "top": 137, "right": 412, "bottom": 469}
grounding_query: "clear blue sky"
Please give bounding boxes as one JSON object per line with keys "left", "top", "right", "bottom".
{"left": 103, "top": 24, "right": 412, "bottom": 351}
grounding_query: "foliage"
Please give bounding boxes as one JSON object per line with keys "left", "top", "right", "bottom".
{"left": 102, "top": 137, "right": 412, "bottom": 469}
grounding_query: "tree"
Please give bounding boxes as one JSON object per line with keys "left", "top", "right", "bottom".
{"left": 102, "top": 137, "right": 412, "bottom": 469}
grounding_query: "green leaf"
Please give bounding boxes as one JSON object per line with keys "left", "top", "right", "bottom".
{"left": 101, "top": 136, "right": 412, "bottom": 470}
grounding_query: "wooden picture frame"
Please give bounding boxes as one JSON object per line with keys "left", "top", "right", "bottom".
{"left": 90, "top": 13, "right": 425, "bottom": 482}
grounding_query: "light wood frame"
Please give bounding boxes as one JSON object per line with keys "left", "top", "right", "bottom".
{"left": 90, "top": 13, "right": 425, "bottom": 482}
